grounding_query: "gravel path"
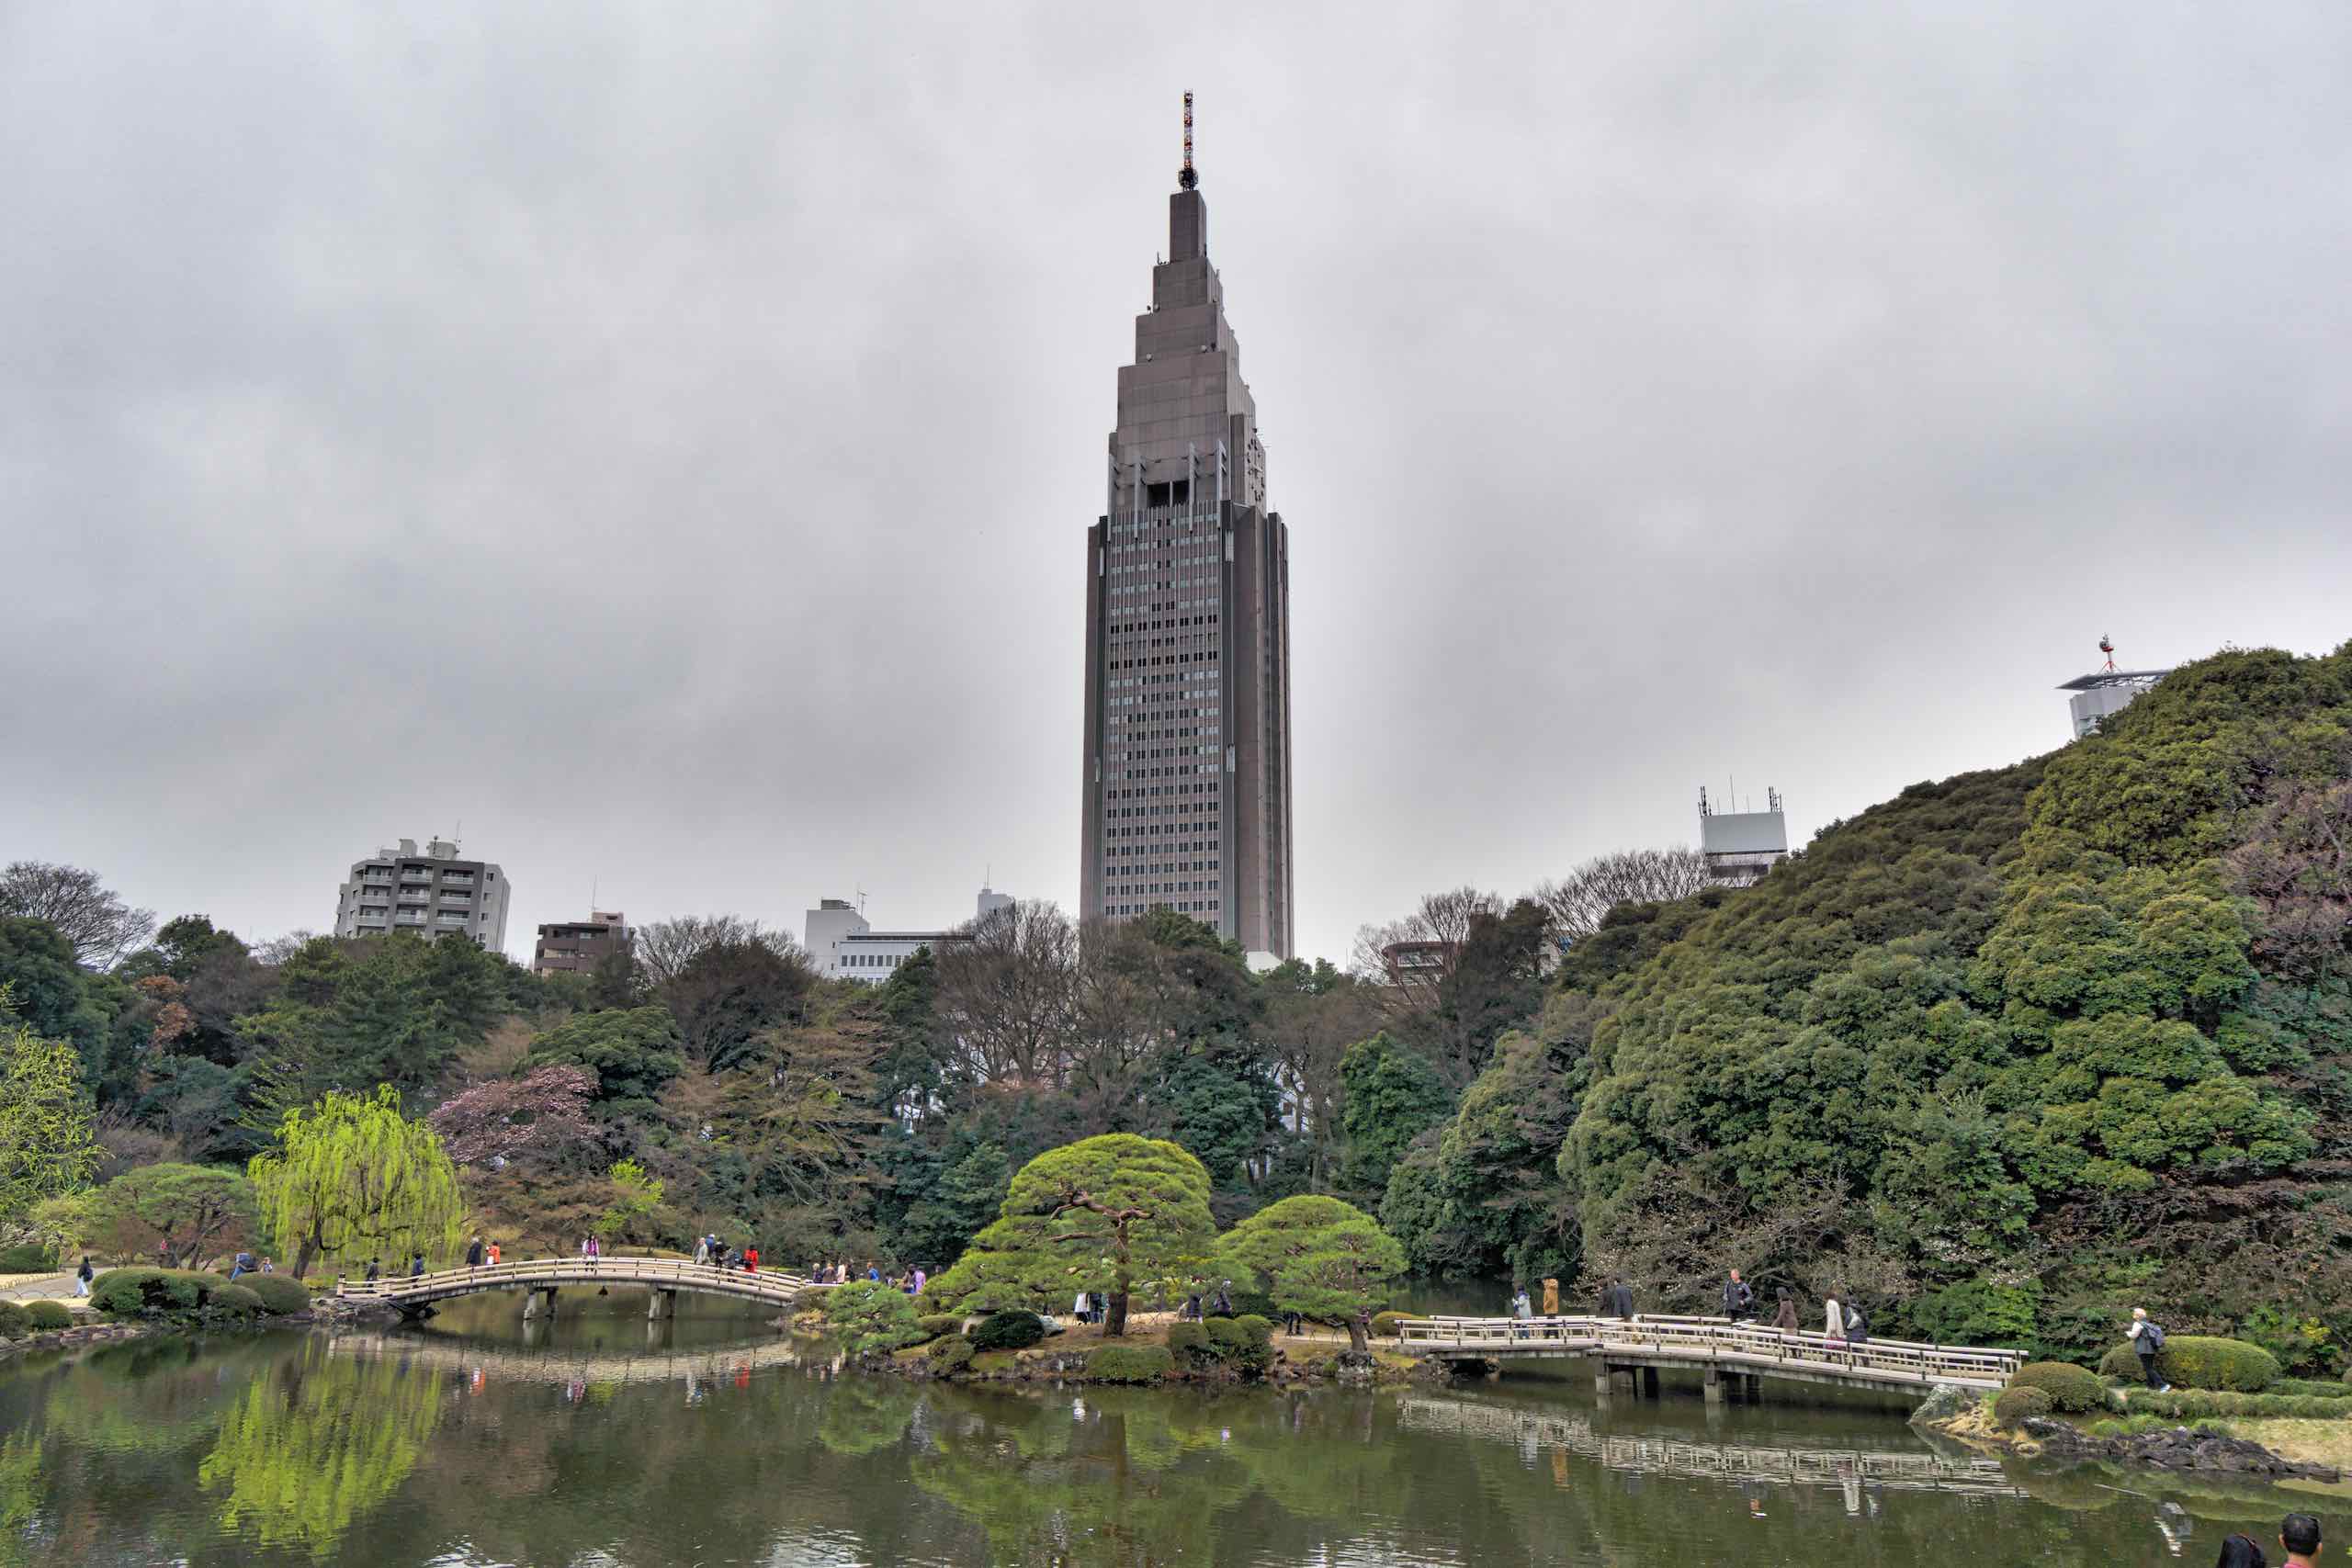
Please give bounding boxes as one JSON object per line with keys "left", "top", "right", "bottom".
{"left": 0, "top": 1271, "right": 96, "bottom": 1310}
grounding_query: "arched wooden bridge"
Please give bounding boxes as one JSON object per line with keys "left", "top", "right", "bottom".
{"left": 1394, "top": 1314, "right": 2021, "bottom": 1396}
{"left": 336, "top": 1257, "right": 836, "bottom": 1320}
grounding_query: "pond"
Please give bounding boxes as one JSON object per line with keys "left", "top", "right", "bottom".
{"left": 0, "top": 1287, "right": 2339, "bottom": 1565}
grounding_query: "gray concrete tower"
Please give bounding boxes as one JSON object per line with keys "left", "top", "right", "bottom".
{"left": 1080, "top": 127, "right": 1295, "bottom": 960}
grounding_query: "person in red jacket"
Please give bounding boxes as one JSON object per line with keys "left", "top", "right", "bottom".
{"left": 744, "top": 1246, "right": 759, "bottom": 1274}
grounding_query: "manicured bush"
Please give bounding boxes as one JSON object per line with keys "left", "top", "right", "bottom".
{"left": 0, "top": 1243, "right": 57, "bottom": 1273}
{"left": 24, "top": 1301, "right": 72, "bottom": 1332}
{"left": 89, "top": 1268, "right": 220, "bottom": 1316}
{"left": 2097, "top": 1335, "right": 2279, "bottom": 1392}
{"left": 209, "top": 1283, "right": 265, "bottom": 1317}
{"left": 1371, "top": 1311, "right": 1425, "bottom": 1339}
{"left": 917, "top": 1314, "right": 964, "bottom": 1341}
{"left": 1993, "top": 1387, "right": 2052, "bottom": 1427}
{"left": 971, "top": 1310, "right": 1046, "bottom": 1352}
{"left": 2009, "top": 1361, "right": 2108, "bottom": 1414}
{"left": 0, "top": 1303, "right": 27, "bottom": 1339}
{"left": 1088, "top": 1345, "right": 1173, "bottom": 1383}
{"left": 927, "top": 1334, "right": 976, "bottom": 1374}
{"left": 1230, "top": 1314, "right": 1274, "bottom": 1346}
{"left": 1164, "top": 1321, "right": 1208, "bottom": 1355}
{"left": 2272, "top": 1378, "right": 2352, "bottom": 1400}
{"left": 1206, "top": 1316, "right": 1268, "bottom": 1353}
{"left": 240, "top": 1275, "right": 311, "bottom": 1316}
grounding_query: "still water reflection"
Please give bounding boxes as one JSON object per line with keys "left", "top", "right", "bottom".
{"left": 0, "top": 1288, "right": 2339, "bottom": 1566}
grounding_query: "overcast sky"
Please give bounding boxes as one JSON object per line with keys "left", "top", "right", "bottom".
{"left": 6, "top": 3, "right": 2348, "bottom": 966}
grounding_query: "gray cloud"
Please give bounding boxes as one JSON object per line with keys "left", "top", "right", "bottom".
{"left": 6, "top": 1, "right": 2347, "bottom": 964}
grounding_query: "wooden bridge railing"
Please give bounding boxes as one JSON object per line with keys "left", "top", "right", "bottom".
{"left": 1394, "top": 1312, "right": 2021, "bottom": 1389}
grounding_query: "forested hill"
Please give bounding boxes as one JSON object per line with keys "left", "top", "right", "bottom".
{"left": 1391, "top": 642, "right": 2352, "bottom": 1359}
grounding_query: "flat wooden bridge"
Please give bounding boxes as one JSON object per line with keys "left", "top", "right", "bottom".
{"left": 336, "top": 1257, "right": 835, "bottom": 1320}
{"left": 1395, "top": 1314, "right": 2020, "bottom": 1397}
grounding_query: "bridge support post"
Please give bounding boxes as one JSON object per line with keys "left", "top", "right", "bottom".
{"left": 1641, "top": 1367, "right": 1660, "bottom": 1399}
{"left": 1704, "top": 1367, "right": 1724, "bottom": 1404}
{"left": 648, "top": 1288, "right": 676, "bottom": 1322}
{"left": 1745, "top": 1373, "right": 1763, "bottom": 1402}
{"left": 523, "top": 1286, "right": 557, "bottom": 1320}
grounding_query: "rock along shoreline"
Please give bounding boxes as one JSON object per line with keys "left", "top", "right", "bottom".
{"left": 1910, "top": 1383, "right": 2341, "bottom": 1483}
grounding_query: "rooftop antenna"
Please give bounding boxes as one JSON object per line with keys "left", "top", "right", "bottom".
{"left": 1178, "top": 91, "right": 1197, "bottom": 189}
{"left": 855, "top": 886, "right": 867, "bottom": 916}
{"left": 2099, "top": 633, "right": 2117, "bottom": 672}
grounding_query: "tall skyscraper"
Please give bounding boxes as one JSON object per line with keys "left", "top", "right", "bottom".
{"left": 1081, "top": 100, "right": 1295, "bottom": 960}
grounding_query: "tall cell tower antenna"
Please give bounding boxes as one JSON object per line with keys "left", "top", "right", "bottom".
{"left": 2099, "top": 633, "right": 2117, "bottom": 672}
{"left": 1179, "top": 91, "right": 1197, "bottom": 189}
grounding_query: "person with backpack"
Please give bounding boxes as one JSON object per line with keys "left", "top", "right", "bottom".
{"left": 2130, "top": 1306, "right": 2171, "bottom": 1392}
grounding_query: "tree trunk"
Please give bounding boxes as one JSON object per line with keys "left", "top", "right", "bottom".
{"left": 1348, "top": 1314, "right": 1369, "bottom": 1356}
{"left": 293, "top": 1234, "right": 318, "bottom": 1283}
{"left": 1107, "top": 1290, "right": 1128, "bottom": 1337}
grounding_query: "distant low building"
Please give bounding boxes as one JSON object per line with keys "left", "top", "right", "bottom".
{"left": 534, "top": 910, "right": 630, "bottom": 976}
{"left": 1699, "top": 788, "right": 1789, "bottom": 889}
{"left": 804, "top": 887, "right": 1013, "bottom": 984}
{"left": 2059, "top": 666, "right": 2170, "bottom": 738}
{"left": 334, "top": 837, "right": 511, "bottom": 952}
{"left": 1379, "top": 939, "right": 1453, "bottom": 988}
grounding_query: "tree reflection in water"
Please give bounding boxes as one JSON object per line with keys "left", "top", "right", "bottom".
{"left": 196, "top": 1341, "right": 447, "bottom": 1559}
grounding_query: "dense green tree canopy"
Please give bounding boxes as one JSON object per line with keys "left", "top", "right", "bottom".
{"left": 1214, "top": 1193, "right": 1407, "bottom": 1350}
{"left": 930, "top": 1134, "right": 1216, "bottom": 1336}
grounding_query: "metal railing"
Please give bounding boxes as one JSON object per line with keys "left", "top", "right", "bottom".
{"left": 1393, "top": 1313, "right": 2021, "bottom": 1389}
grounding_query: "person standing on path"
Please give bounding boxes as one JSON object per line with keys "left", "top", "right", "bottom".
{"left": 1722, "top": 1269, "right": 1754, "bottom": 1323}
{"left": 1772, "top": 1287, "right": 1798, "bottom": 1332}
{"left": 74, "top": 1256, "right": 93, "bottom": 1297}
{"left": 2279, "top": 1512, "right": 2323, "bottom": 1567}
{"left": 2130, "top": 1307, "right": 2172, "bottom": 1392}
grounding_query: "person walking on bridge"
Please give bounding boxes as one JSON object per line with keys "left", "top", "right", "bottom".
{"left": 465, "top": 1236, "right": 484, "bottom": 1270}
{"left": 1601, "top": 1277, "right": 1634, "bottom": 1321}
{"left": 1772, "top": 1287, "right": 1798, "bottom": 1332}
{"left": 1722, "top": 1269, "right": 1754, "bottom": 1323}
{"left": 410, "top": 1252, "right": 425, "bottom": 1278}
{"left": 487, "top": 1240, "right": 501, "bottom": 1267}
{"left": 365, "top": 1258, "right": 380, "bottom": 1283}
{"left": 1824, "top": 1293, "right": 1846, "bottom": 1344}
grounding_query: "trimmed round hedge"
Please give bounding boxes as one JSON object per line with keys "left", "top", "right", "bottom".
{"left": 1993, "top": 1386, "right": 2052, "bottom": 1427}
{"left": 2097, "top": 1336, "right": 2278, "bottom": 1392}
{"left": 970, "top": 1310, "right": 1046, "bottom": 1352}
{"left": 2008, "top": 1361, "right": 2107, "bottom": 1414}
{"left": 89, "top": 1268, "right": 226, "bottom": 1316}
{"left": 240, "top": 1275, "right": 311, "bottom": 1316}
{"left": 24, "top": 1301, "right": 72, "bottom": 1332}
{"left": 0, "top": 1303, "right": 28, "bottom": 1339}
{"left": 210, "top": 1283, "right": 266, "bottom": 1317}
{"left": 1089, "top": 1345, "right": 1173, "bottom": 1383}
{"left": 927, "top": 1335, "right": 976, "bottom": 1374}
{"left": 1164, "top": 1321, "right": 1208, "bottom": 1356}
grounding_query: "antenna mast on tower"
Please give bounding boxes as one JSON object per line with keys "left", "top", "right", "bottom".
{"left": 1179, "top": 91, "right": 1197, "bottom": 189}
{"left": 2099, "top": 633, "right": 2117, "bottom": 672}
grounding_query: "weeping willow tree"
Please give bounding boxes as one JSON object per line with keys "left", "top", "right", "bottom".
{"left": 248, "top": 1085, "right": 464, "bottom": 1280}
{"left": 198, "top": 1340, "right": 447, "bottom": 1559}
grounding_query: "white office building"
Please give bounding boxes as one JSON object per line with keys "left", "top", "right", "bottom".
{"left": 334, "top": 837, "right": 512, "bottom": 953}
{"left": 804, "top": 886, "right": 1013, "bottom": 983}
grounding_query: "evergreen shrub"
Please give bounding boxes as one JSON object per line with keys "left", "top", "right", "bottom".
{"left": 1371, "top": 1312, "right": 1424, "bottom": 1338}
{"left": 2129, "top": 1388, "right": 2352, "bottom": 1421}
{"left": 89, "top": 1269, "right": 220, "bottom": 1316}
{"left": 209, "top": 1283, "right": 265, "bottom": 1317}
{"left": 2008, "top": 1361, "right": 2108, "bottom": 1413}
{"left": 2271, "top": 1378, "right": 2352, "bottom": 1399}
{"left": 1088, "top": 1345, "right": 1172, "bottom": 1383}
{"left": 0, "top": 1303, "right": 26, "bottom": 1339}
{"left": 927, "top": 1335, "right": 976, "bottom": 1374}
{"left": 917, "top": 1314, "right": 963, "bottom": 1341}
{"left": 0, "top": 1244, "right": 56, "bottom": 1273}
{"left": 241, "top": 1275, "right": 311, "bottom": 1315}
{"left": 1993, "top": 1387, "right": 2052, "bottom": 1426}
{"left": 1164, "top": 1321, "right": 1207, "bottom": 1356}
{"left": 1228, "top": 1314, "right": 1274, "bottom": 1346}
{"left": 2098, "top": 1336, "right": 2279, "bottom": 1391}
{"left": 971, "top": 1310, "right": 1046, "bottom": 1352}
{"left": 24, "top": 1301, "right": 71, "bottom": 1332}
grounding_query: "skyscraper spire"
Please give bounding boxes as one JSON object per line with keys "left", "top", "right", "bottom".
{"left": 1179, "top": 91, "right": 1197, "bottom": 189}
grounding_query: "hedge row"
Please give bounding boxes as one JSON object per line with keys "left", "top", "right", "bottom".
{"left": 970, "top": 1311, "right": 1046, "bottom": 1352}
{"left": 1089, "top": 1345, "right": 1173, "bottom": 1383}
{"left": 2128, "top": 1388, "right": 2352, "bottom": 1421}
{"left": 88, "top": 1268, "right": 309, "bottom": 1319}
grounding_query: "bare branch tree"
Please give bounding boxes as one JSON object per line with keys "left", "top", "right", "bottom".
{"left": 0, "top": 861, "right": 156, "bottom": 970}
{"left": 251, "top": 931, "right": 321, "bottom": 966}
{"left": 1348, "top": 886, "right": 1504, "bottom": 992}
{"left": 931, "top": 899, "right": 1080, "bottom": 1087}
{"left": 1530, "top": 846, "right": 1711, "bottom": 948}
{"left": 632, "top": 914, "right": 800, "bottom": 988}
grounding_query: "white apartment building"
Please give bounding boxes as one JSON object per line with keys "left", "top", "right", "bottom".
{"left": 804, "top": 886, "right": 1013, "bottom": 983}
{"left": 334, "top": 837, "right": 512, "bottom": 953}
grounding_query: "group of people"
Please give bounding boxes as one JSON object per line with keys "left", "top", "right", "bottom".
{"left": 694, "top": 1235, "right": 761, "bottom": 1272}
{"left": 1177, "top": 1280, "right": 1236, "bottom": 1321}
{"left": 808, "top": 1259, "right": 928, "bottom": 1292}
{"left": 225, "top": 1252, "right": 276, "bottom": 1280}
{"left": 1491, "top": 1272, "right": 1879, "bottom": 1345}
{"left": 358, "top": 1254, "right": 428, "bottom": 1280}
{"left": 2213, "top": 1513, "right": 2324, "bottom": 1568}
{"left": 462, "top": 1236, "right": 503, "bottom": 1269}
